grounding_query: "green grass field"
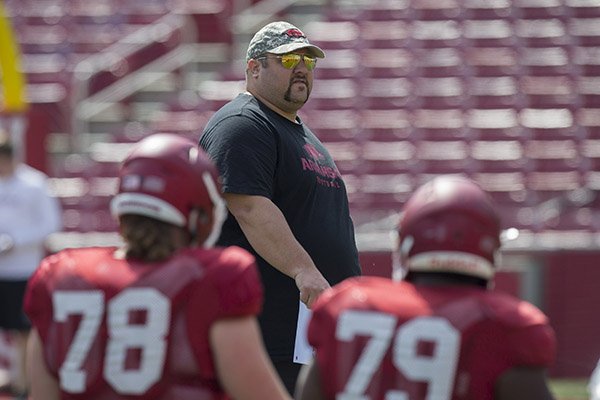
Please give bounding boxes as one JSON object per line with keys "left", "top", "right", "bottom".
{"left": 551, "top": 379, "right": 589, "bottom": 400}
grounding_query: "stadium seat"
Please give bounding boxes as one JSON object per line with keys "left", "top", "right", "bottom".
{"left": 512, "top": 0, "right": 566, "bottom": 19}
{"left": 524, "top": 139, "right": 580, "bottom": 172}
{"left": 314, "top": 49, "right": 360, "bottom": 80}
{"left": 410, "top": 0, "right": 461, "bottom": 21}
{"left": 67, "top": 0, "right": 123, "bottom": 25}
{"left": 168, "top": 0, "right": 234, "bottom": 43}
{"left": 576, "top": 77, "right": 600, "bottom": 108}
{"left": 20, "top": 53, "right": 69, "bottom": 84}
{"left": 573, "top": 46, "right": 600, "bottom": 76}
{"left": 360, "top": 48, "right": 412, "bottom": 78}
{"left": 360, "top": 0, "right": 412, "bottom": 21}
{"left": 519, "top": 76, "right": 576, "bottom": 109}
{"left": 361, "top": 140, "right": 416, "bottom": 174}
{"left": 197, "top": 79, "right": 245, "bottom": 111}
{"left": 300, "top": 109, "right": 361, "bottom": 142}
{"left": 68, "top": 24, "right": 125, "bottom": 55}
{"left": 360, "top": 109, "right": 412, "bottom": 141}
{"left": 414, "top": 140, "right": 473, "bottom": 174}
{"left": 514, "top": 18, "right": 570, "bottom": 48}
{"left": 463, "top": 0, "right": 513, "bottom": 20}
{"left": 303, "top": 79, "right": 359, "bottom": 110}
{"left": 149, "top": 109, "right": 210, "bottom": 137}
{"left": 569, "top": 18, "right": 600, "bottom": 47}
{"left": 323, "top": 141, "right": 363, "bottom": 175}
{"left": 358, "top": 20, "right": 410, "bottom": 49}
{"left": 585, "top": 171, "right": 600, "bottom": 191}
{"left": 462, "top": 19, "right": 516, "bottom": 48}
{"left": 412, "top": 48, "right": 466, "bottom": 77}
{"left": 412, "top": 76, "right": 465, "bottom": 109}
{"left": 577, "top": 108, "right": 600, "bottom": 139}
{"left": 580, "top": 139, "right": 600, "bottom": 171}
{"left": 304, "top": 21, "right": 360, "bottom": 50}
{"left": 526, "top": 171, "right": 582, "bottom": 202}
{"left": 565, "top": 0, "right": 600, "bottom": 18}
{"left": 519, "top": 108, "right": 580, "bottom": 139}
{"left": 467, "top": 76, "right": 521, "bottom": 109}
{"left": 519, "top": 46, "right": 571, "bottom": 76}
{"left": 470, "top": 140, "right": 529, "bottom": 173}
{"left": 463, "top": 47, "right": 519, "bottom": 77}
{"left": 410, "top": 20, "right": 462, "bottom": 49}
{"left": 411, "top": 109, "right": 468, "bottom": 141}
{"left": 466, "top": 109, "right": 522, "bottom": 140}
{"left": 472, "top": 171, "right": 529, "bottom": 205}
{"left": 11, "top": 1, "right": 68, "bottom": 27}
{"left": 360, "top": 77, "right": 412, "bottom": 110}
{"left": 120, "top": 0, "right": 169, "bottom": 25}
{"left": 349, "top": 173, "right": 415, "bottom": 212}
{"left": 14, "top": 23, "right": 70, "bottom": 55}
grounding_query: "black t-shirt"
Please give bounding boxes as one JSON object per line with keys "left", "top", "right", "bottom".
{"left": 199, "top": 93, "right": 361, "bottom": 360}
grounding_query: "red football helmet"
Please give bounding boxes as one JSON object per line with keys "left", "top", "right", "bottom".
{"left": 395, "top": 175, "right": 501, "bottom": 280}
{"left": 110, "top": 133, "right": 226, "bottom": 247}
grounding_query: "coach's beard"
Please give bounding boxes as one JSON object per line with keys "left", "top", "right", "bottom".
{"left": 284, "top": 78, "right": 310, "bottom": 105}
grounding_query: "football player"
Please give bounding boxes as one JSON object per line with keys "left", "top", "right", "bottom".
{"left": 24, "top": 134, "right": 291, "bottom": 400}
{"left": 296, "top": 175, "right": 556, "bottom": 400}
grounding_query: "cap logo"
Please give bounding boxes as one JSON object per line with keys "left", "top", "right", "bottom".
{"left": 284, "top": 28, "right": 305, "bottom": 38}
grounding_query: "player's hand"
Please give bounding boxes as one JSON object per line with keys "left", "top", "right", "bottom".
{"left": 295, "top": 268, "right": 330, "bottom": 309}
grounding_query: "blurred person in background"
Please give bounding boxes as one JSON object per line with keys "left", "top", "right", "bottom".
{"left": 296, "top": 175, "right": 557, "bottom": 400}
{"left": 0, "top": 129, "right": 61, "bottom": 398}
{"left": 24, "top": 133, "right": 291, "bottom": 400}
{"left": 199, "top": 21, "right": 361, "bottom": 394}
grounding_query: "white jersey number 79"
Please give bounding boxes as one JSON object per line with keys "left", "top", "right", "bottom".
{"left": 335, "top": 310, "right": 460, "bottom": 400}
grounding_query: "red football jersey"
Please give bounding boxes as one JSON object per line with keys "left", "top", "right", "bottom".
{"left": 24, "top": 245, "right": 263, "bottom": 400}
{"left": 308, "top": 276, "right": 556, "bottom": 400}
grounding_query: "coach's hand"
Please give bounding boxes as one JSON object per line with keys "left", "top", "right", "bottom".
{"left": 295, "top": 268, "right": 330, "bottom": 309}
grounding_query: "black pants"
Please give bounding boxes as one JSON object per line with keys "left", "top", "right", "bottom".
{"left": 272, "top": 360, "right": 302, "bottom": 396}
{"left": 0, "top": 280, "right": 30, "bottom": 331}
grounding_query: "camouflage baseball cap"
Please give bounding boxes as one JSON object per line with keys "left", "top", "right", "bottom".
{"left": 246, "top": 21, "right": 325, "bottom": 62}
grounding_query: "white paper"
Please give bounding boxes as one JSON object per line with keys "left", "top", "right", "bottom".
{"left": 293, "top": 301, "right": 314, "bottom": 364}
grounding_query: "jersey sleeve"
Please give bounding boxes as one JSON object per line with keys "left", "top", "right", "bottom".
{"left": 504, "top": 301, "right": 557, "bottom": 368}
{"left": 185, "top": 246, "right": 263, "bottom": 373}
{"left": 201, "top": 115, "right": 277, "bottom": 197}
{"left": 212, "top": 246, "right": 263, "bottom": 317}
{"left": 24, "top": 252, "right": 59, "bottom": 341}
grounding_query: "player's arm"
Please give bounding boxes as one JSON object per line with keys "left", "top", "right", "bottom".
{"left": 495, "top": 367, "right": 555, "bottom": 400}
{"left": 295, "top": 360, "right": 327, "bottom": 400}
{"left": 223, "top": 193, "right": 329, "bottom": 308}
{"left": 210, "top": 315, "right": 291, "bottom": 400}
{"left": 27, "top": 328, "right": 60, "bottom": 400}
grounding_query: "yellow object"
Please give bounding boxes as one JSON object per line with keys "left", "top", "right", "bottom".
{"left": 0, "top": 0, "right": 28, "bottom": 112}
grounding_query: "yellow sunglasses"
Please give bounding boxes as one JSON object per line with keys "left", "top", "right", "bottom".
{"left": 258, "top": 53, "right": 317, "bottom": 71}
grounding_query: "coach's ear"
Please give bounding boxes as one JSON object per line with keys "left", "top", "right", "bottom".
{"left": 247, "top": 58, "right": 261, "bottom": 78}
